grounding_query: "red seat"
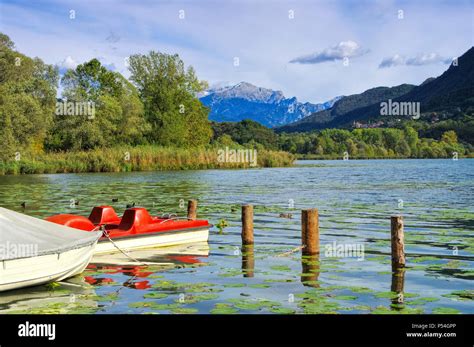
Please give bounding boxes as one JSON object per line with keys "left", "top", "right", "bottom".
{"left": 88, "top": 206, "right": 120, "bottom": 225}
{"left": 46, "top": 214, "right": 95, "bottom": 231}
{"left": 118, "top": 208, "right": 153, "bottom": 232}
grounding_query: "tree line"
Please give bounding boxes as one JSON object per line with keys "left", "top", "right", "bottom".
{"left": 212, "top": 120, "right": 471, "bottom": 159}
{"left": 0, "top": 33, "right": 212, "bottom": 160}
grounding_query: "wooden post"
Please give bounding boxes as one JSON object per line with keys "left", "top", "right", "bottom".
{"left": 301, "top": 209, "right": 319, "bottom": 255}
{"left": 391, "top": 215, "right": 405, "bottom": 271}
{"left": 241, "top": 205, "right": 254, "bottom": 245}
{"left": 187, "top": 199, "right": 197, "bottom": 220}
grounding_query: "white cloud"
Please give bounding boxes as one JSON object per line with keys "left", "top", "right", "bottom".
{"left": 379, "top": 53, "right": 452, "bottom": 68}
{"left": 289, "top": 41, "right": 369, "bottom": 64}
{"left": 1, "top": 0, "right": 472, "bottom": 103}
{"left": 57, "top": 56, "right": 78, "bottom": 70}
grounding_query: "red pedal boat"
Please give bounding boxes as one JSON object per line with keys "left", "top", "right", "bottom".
{"left": 46, "top": 206, "right": 211, "bottom": 254}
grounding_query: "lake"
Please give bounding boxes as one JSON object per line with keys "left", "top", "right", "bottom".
{"left": 0, "top": 159, "right": 473, "bottom": 314}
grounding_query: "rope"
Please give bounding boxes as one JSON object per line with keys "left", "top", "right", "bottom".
{"left": 276, "top": 245, "right": 305, "bottom": 257}
{"left": 99, "top": 226, "right": 148, "bottom": 265}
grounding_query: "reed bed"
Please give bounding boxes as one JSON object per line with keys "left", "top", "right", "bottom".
{"left": 0, "top": 146, "right": 295, "bottom": 175}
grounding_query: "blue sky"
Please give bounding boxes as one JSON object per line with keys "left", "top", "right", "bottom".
{"left": 0, "top": 0, "right": 472, "bottom": 103}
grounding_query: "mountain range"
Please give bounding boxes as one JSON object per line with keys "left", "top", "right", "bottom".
{"left": 279, "top": 46, "right": 474, "bottom": 132}
{"left": 199, "top": 82, "right": 341, "bottom": 127}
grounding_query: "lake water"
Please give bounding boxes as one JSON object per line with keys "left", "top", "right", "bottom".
{"left": 0, "top": 159, "right": 473, "bottom": 314}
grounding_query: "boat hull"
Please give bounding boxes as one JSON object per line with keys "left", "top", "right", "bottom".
{"left": 0, "top": 243, "right": 97, "bottom": 292}
{"left": 95, "top": 227, "right": 209, "bottom": 254}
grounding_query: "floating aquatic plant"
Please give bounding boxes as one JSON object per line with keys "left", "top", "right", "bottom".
{"left": 210, "top": 303, "right": 239, "bottom": 314}
{"left": 143, "top": 292, "right": 169, "bottom": 299}
{"left": 171, "top": 307, "right": 199, "bottom": 314}
{"left": 432, "top": 307, "right": 460, "bottom": 314}
{"left": 174, "top": 293, "right": 219, "bottom": 304}
{"left": 216, "top": 219, "right": 229, "bottom": 234}
{"left": 442, "top": 290, "right": 474, "bottom": 301}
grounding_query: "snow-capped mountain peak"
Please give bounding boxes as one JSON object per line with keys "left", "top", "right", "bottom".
{"left": 200, "top": 81, "right": 341, "bottom": 127}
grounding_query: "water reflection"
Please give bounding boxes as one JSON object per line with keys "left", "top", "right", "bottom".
{"left": 91, "top": 242, "right": 209, "bottom": 266}
{"left": 0, "top": 277, "right": 98, "bottom": 314}
{"left": 301, "top": 254, "right": 320, "bottom": 288}
{"left": 241, "top": 245, "right": 255, "bottom": 278}
{"left": 390, "top": 269, "right": 406, "bottom": 310}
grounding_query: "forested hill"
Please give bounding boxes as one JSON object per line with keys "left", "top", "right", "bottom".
{"left": 277, "top": 84, "right": 415, "bottom": 132}
{"left": 278, "top": 47, "right": 474, "bottom": 133}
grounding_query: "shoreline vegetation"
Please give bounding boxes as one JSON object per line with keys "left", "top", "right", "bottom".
{"left": 1, "top": 149, "right": 472, "bottom": 176}
{"left": 296, "top": 153, "right": 474, "bottom": 160}
{"left": 1, "top": 33, "right": 472, "bottom": 176}
{"left": 0, "top": 146, "right": 295, "bottom": 175}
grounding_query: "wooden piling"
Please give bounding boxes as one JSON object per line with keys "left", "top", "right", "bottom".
{"left": 301, "top": 208, "right": 319, "bottom": 255}
{"left": 391, "top": 215, "right": 405, "bottom": 271}
{"left": 241, "top": 205, "right": 254, "bottom": 245}
{"left": 187, "top": 199, "right": 197, "bottom": 220}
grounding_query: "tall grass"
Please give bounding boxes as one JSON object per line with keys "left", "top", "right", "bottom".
{"left": 0, "top": 146, "right": 295, "bottom": 175}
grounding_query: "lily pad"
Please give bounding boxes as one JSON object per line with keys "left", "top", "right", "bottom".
{"left": 171, "top": 307, "right": 199, "bottom": 314}
{"left": 227, "top": 298, "right": 281, "bottom": 311}
{"left": 175, "top": 293, "right": 219, "bottom": 304}
{"left": 143, "top": 292, "right": 169, "bottom": 299}
{"left": 223, "top": 283, "right": 246, "bottom": 288}
{"left": 442, "top": 290, "right": 474, "bottom": 301}
{"left": 210, "top": 303, "right": 239, "bottom": 314}
{"left": 269, "top": 307, "right": 296, "bottom": 314}
{"left": 270, "top": 265, "right": 292, "bottom": 272}
{"left": 333, "top": 295, "right": 357, "bottom": 301}
{"left": 249, "top": 284, "right": 271, "bottom": 289}
{"left": 432, "top": 307, "right": 461, "bottom": 314}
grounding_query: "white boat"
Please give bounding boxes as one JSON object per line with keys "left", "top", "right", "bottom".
{"left": 0, "top": 207, "right": 102, "bottom": 292}
{"left": 94, "top": 227, "right": 210, "bottom": 255}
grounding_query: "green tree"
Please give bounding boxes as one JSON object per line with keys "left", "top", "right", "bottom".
{"left": 48, "top": 59, "right": 149, "bottom": 150}
{"left": 0, "top": 33, "right": 58, "bottom": 158}
{"left": 128, "top": 51, "right": 211, "bottom": 147}
{"left": 441, "top": 130, "right": 458, "bottom": 145}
